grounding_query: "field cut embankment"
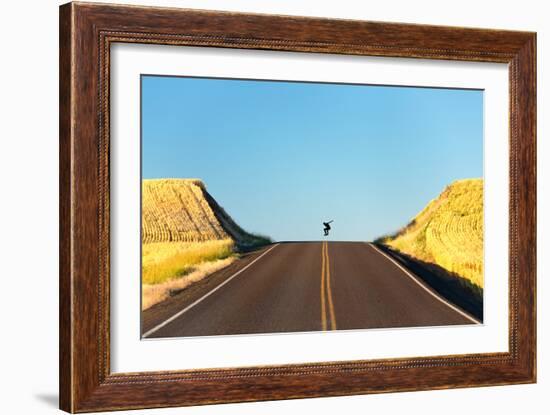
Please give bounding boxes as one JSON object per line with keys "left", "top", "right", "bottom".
{"left": 377, "top": 178, "right": 483, "bottom": 294}
{"left": 142, "top": 179, "right": 271, "bottom": 309}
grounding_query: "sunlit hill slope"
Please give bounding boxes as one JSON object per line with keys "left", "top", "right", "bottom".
{"left": 377, "top": 178, "right": 483, "bottom": 291}
{"left": 141, "top": 179, "right": 271, "bottom": 309}
{"left": 142, "top": 178, "right": 270, "bottom": 246}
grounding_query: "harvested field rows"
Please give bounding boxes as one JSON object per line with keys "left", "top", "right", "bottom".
{"left": 380, "top": 178, "right": 483, "bottom": 290}
{"left": 142, "top": 179, "right": 229, "bottom": 244}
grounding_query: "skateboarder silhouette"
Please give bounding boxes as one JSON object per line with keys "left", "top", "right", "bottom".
{"left": 323, "top": 220, "right": 333, "bottom": 236}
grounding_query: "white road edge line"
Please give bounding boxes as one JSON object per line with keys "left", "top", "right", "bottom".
{"left": 142, "top": 243, "right": 280, "bottom": 338}
{"left": 367, "top": 243, "right": 481, "bottom": 324}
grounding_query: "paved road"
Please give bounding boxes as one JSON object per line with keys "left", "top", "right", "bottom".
{"left": 142, "top": 242, "right": 478, "bottom": 338}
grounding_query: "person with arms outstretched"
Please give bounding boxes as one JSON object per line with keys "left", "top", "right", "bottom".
{"left": 323, "top": 220, "right": 333, "bottom": 236}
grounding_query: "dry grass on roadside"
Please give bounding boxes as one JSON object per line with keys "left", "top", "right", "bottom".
{"left": 142, "top": 239, "right": 235, "bottom": 285}
{"left": 140, "top": 178, "right": 272, "bottom": 310}
{"left": 142, "top": 257, "right": 236, "bottom": 310}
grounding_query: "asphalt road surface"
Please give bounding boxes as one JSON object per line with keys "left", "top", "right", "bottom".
{"left": 142, "top": 242, "right": 479, "bottom": 338}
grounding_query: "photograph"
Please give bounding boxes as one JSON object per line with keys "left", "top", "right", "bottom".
{"left": 51, "top": 1, "right": 538, "bottom": 412}
{"left": 140, "top": 75, "right": 484, "bottom": 339}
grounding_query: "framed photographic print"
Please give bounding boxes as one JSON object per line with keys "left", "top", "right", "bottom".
{"left": 59, "top": 2, "right": 536, "bottom": 412}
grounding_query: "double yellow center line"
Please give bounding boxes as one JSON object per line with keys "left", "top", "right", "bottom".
{"left": 320, "top": 241, "right": 337, "bottom": 330}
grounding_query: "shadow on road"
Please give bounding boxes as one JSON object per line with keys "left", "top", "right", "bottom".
{"left": 374, "top": 244, "right": 483, "bottom": 322}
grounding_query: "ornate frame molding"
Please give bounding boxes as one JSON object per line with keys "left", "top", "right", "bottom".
{"left": 60, "top": 2, "right": 536, "bottom": 412}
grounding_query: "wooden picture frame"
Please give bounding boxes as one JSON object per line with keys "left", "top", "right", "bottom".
{"left": 59, "top": 2, "right": 536, "bottom": 412}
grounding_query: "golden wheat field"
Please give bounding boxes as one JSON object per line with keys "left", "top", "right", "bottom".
{"left": 142, "top": 256, "right": 237, "bottom": 310}
{"left": 141, "top": 239, "right": 236, "bottom": 310}
{"left": 142, "top": 239, "right": 235, "bottom": 285}
{"left": 142, "top": 179, "right": 229, "bottom": 243}
{"left": 141, "top": 179, "right": 271, "bottom": 309}
{"left": 142, "top": 179, "right": 235, "bottom": 309}
{"left": 380, "top": 178, "right": 483, "bottom": 290}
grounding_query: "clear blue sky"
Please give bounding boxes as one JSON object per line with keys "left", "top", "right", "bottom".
{"left": 142, "top": 75, "right": 483, "bottom": 242}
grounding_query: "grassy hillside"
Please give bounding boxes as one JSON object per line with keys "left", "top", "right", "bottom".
{"left": 142, "top": 178, "right": 270, "bottom": 246}
{"left": 377, "top": 178, "right": 483, "bottom": 291}
{"left": 142, "top": 179, "right": 228, "bottom": 243}
{"left": 141, "top": 179, "right": 271, "bottom": 309}
{"left": 142, "top": 240, "right": 235, "bottom": 285}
